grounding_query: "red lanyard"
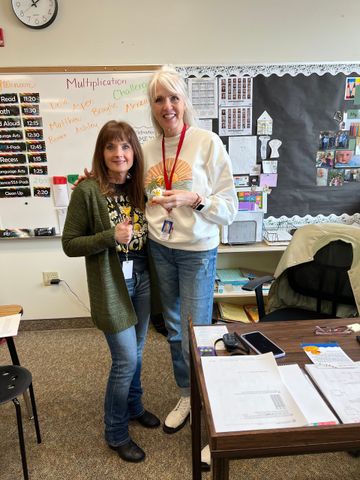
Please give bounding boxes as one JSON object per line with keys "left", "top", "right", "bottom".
{"left": 162, "top": 123, "right": 187, "bottom": 190}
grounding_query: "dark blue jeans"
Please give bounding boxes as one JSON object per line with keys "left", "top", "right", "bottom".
{"left": 149, "top": 240, "right": 217, "bottom": 395}
{"left": 104, "top": 270, "right": 150, "bottom": 447}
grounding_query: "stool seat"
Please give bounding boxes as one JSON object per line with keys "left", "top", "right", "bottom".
{"left": 0, "top": 364, "right": 41, "bottom": 480}
{"left": 0, "top": 365, "right": 32, "bottom": 404}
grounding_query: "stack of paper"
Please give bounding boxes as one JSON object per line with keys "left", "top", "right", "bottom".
{"left": 217, "top": 302, "right": 251, "bottom": 323}
{"left": 305, "top": 363, "right": 360, "bottom": 424}
{"left": 279, "top": 364, "right": 338, "bottom": 426}
{"left": 263, "top": 229, "right": 292, "bottom": 245}
{"left": 0, "top": 313, "right": 21, "bottom": 338}
{"left": 216, "top": 269, "right": 249, "bottom": 286}
{"left": 201, "top": 353, "right": 339, "bottom": 433}
{"left": 243, "top": 304, "right": 259, "bottom": 322}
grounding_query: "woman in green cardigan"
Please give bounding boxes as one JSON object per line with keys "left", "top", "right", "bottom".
{"left": 62, "top": 121, "right": 159, "bottom": 463}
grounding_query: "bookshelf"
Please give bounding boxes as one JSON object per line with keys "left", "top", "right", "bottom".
{"left": 215, "top": 242, "right": 286, "bottom": 305}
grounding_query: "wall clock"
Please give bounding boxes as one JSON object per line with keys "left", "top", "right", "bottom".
{"left": 11, "top": 0, "right": 58, "bottom": 29}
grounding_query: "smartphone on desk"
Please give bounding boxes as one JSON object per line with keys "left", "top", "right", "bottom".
{"left": 240, "top": 331, "right": 285, "bottom": 358}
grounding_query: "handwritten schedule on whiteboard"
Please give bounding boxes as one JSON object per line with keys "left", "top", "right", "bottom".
{"left": 0, "top": 70, "right": 154, "bottom": 230}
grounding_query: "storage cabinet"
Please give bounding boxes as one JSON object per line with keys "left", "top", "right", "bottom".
{"left": 215, "top": 243, "right": 286, "bottom": 305}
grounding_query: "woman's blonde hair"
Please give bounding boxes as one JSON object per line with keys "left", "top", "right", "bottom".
{"left": 92, "top": 121, "right": 145, "bottom": 210}
{"left": 147, "top": 65, "right": 197, "bottom": 135}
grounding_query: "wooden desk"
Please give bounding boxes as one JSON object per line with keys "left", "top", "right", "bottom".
{"left": 189, "top": 319, "right": 360, "bottom": 480}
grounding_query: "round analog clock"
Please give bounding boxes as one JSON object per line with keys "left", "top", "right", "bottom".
{"left": 11, "top": 0, "right": 58, "bottom": 29}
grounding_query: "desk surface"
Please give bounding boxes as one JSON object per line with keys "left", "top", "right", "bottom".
{"left": 189, "top": 319, "right": 360, "bottom": 479}
{"left": 0, "top": 305, "right": 23, "bottom": 317}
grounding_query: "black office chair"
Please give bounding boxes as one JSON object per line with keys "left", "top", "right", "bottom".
{"left": 0, "top": 365, "right": 41, "bottom": 480}
{"left": 243, "top": 227, "right": 358, "bottom": 322}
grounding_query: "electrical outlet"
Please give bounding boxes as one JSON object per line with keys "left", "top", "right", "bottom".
{"left": 43, "top": 272, "right": 59, "bottom": 286}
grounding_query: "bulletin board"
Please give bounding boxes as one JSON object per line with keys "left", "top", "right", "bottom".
{"left": 1, "top": 63, "right": 360, "bottom": 234}
{"left": 252, "top": 71, "right": 360, "bottom": 218}
{"left": 178, "top": 63, "right": 360, "bottom": 221}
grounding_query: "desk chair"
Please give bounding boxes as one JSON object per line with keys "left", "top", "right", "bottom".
{"left": 243, "top": 224, "right": 359, "bottom": 321}
{"left": 0, "top": 365, "right": 41, "bottom": 480}
{"left": 0, "top": 305, "right": 33, "bottom": 417}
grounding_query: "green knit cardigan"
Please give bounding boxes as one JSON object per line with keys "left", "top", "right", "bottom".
{"left": 62, "top": 179, "right": 137, "bottom": 334}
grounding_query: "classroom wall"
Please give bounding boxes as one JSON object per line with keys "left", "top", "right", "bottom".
{"left": 0, "top": 0, "right": 359, "bottom": 320}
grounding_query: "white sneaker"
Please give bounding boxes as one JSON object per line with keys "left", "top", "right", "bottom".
{"left": 163, "top": 396, "right": 191, "bottom": 433}
{"left": 201, "top": 444, "right": 211, "bottom": 471}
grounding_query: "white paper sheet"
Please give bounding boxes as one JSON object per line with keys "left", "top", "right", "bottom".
{"left": 197, "top": 119, "right": 213, "bottom": 131}
{"left": 0, "top": 313, "right": 21, "bottom": 337}
{"left": 228, "top": 136, "right": 257, "bottom": 174}
{"left": 201, "top": 353, "right": 307, "bottom": 432}
{"left": 302, "top": 343, "right": 355, "bottom": 368}
{"left": 305, "top": 363, "right": 360, "bottom": 423}
{"left": 194, "top": 325, "right": 228, "bottom": 350}
{"left": 188, "top": 78, "right": 218, "bottom": 118}
{"left": 56, "top": 207, "right": 67, "bottom": 234}
{"left": 218, "top": 77, "right": 253, "bottom": 107}
{"left": 279, "top": 364, "right": 338, "bottom": 426}
{"left": 219, "top": 107, "right": 252, "bottom": 136}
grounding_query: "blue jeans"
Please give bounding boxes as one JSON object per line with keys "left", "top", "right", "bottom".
{"left": 149, "top": 239, "right": 217, "bottom": 393}
{"left": 104, "top": 269, "right": 150, "bottom": 447}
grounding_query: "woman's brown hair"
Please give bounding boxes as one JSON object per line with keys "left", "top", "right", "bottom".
{"left": 92, "top": 121, "right": 145, "bottom": 210}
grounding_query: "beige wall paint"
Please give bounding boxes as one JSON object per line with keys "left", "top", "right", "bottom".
{"left": 0, "top": 0, "right": 359, "bottom": 319}
{"left": 1, "top": 0, "right": 359, "bottom": 66}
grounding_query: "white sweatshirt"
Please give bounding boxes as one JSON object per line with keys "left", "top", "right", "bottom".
{"left": 143, "top": 126, "right": 238, "bottom": 251}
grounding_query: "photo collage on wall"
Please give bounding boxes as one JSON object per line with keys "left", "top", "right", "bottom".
{"left": 316, "top": 77, "right": 360, "bottom": 187}
{"left": 188, "top": 76, "right": 283, "bottom": 216}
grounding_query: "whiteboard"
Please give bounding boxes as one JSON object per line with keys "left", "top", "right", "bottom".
{"left": 0, "top": 69, "right": 155, "bottom": 231}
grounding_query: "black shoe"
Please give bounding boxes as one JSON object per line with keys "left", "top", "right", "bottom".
{"left": 109, "top": 439, "right": 145, "bottom": 462}
{"left": 201, "top": 462, "right": 211, "bottom": 472}
{"left": 133, "top": 410, "right": 160, "bottom": 428}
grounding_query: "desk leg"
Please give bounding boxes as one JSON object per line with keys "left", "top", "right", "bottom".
{"left": 190, "top": 349, "right": 202, "bottom": 480}
{"left": 212, "top": 457, "right": 229, "bottom": 480}
{"left": 5, "top": 336, "right": 33, "bottom": 419}
{"left": 6, "top": 336, "right": 20, "bottom": 365}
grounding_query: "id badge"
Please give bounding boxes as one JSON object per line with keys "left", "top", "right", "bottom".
{"left": 160, "top": 219, "right": 174, "bottom": 240}
{"left": 122, "top": 260, "right": 133, "bottom": 279}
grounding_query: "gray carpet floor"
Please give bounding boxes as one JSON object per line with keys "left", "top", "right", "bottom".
{"left": 0, "top": 321, "right": 359, "bottom": 480}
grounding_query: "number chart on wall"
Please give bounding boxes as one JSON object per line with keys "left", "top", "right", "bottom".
{"left": 0, "top": 69, "right": 154, "bottom": 234}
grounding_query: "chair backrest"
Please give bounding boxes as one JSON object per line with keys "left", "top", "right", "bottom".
{"left": 287, "top": 240, "right": 355, "bottom": 317}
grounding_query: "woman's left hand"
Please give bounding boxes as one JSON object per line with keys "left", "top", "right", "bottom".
{"left": 150, "top": 190, "right": 198, "bottom": 212}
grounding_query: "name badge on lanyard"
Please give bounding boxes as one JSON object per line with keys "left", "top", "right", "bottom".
{"left": 122, "top": 260, "right": 133, "bottom": 279}
{"left": 160, "top": 219, "right": 174, "bottom": 240}
{"left": 160, "top": 123, "right": 187, "bottom": 240}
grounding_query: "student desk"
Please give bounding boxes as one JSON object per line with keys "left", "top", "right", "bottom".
{"left": 0, "top": 304, "right": 23, "bottom": 364}
{"left": 189, "top": 318, "right": 360, "bottom": 480}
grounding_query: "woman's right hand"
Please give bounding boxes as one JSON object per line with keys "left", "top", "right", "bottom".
{"left": 72, "top": 168, "right": 93, "bottom": 189}
{"left": 114, "top": 218, "right": 133, "bottom": 245}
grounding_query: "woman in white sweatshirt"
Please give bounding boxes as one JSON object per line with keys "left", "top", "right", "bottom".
{"left": 144, "top": 65, "right": 237, "bottom": 433}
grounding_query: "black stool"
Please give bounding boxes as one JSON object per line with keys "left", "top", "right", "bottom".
{"left": 0, "top": 365, "right": 41, "bottom": 480}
